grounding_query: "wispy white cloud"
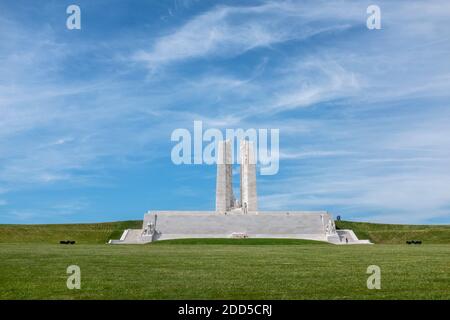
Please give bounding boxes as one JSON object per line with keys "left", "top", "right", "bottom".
{"left": 258, "top": 111, "right": 450, "bottom": 223}
{"left": 260, "top": 170, "right": 450, "bottom": 224}
{"left": 0, "top": 199, "right": 88, "bottom": 222}
{"left": 280, "top": 150, "right": 356, "bottom": 160}
{"left": 133, "top": 1, "right": 356, "bottom": 70}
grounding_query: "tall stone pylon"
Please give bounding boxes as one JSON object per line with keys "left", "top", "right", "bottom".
{"left": 216, "top": 140, "right": 234, "bottom": 212}
{"left": 240, "top": 140, "right": 257, "bottom": 213}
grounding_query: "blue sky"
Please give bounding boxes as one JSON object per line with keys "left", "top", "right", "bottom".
{"left": 1, "top": 0, "right": 450, "bottom": 224}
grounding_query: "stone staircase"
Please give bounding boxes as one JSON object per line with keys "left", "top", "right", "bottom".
{"left": 331, "top": 229, "right": 372, "bottom": 244}
{"left": 108, "top": 229, "right": 152, "bottom": 244}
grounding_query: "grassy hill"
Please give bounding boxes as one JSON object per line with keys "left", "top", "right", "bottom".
{"left": 336, "top": 220, "right": 450, "bottom": 244}
{"left": 0, "top": 220, "right": 141, "bottom": 244}
{"left": 0, "top": 220, "right": 449, "bottom": 244}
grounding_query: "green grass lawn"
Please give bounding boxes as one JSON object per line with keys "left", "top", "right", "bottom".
{"left": 0, "top": 221, "right": 449, "bottom": 299}
{"left": 1, "top": 242, "right": 449, "bottom": 299}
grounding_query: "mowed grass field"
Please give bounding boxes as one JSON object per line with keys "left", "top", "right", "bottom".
{"left": 0, "top": 221, "right": 449, "bottom": 299}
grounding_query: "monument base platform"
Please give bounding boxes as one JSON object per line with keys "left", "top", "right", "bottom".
{"left": 109, "top": 211, "right": 371, "bottom": 244}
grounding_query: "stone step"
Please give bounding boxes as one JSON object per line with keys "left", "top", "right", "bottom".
{"left": 335, "top": 230, "right": 372, "bottom": 244}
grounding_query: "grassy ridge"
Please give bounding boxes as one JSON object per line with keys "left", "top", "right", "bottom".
{"left": 0, "top": 220, "right": 449, "bottom": 244}
{"left": 336, "top": 221, "right": 450, "bottom": 244}
{"left": 0, "top": 221, "right": 142, "bottom": 244}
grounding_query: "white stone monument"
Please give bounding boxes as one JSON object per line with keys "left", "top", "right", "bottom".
{"left": 109, "top": 140, "right": 371, "bottom": 245}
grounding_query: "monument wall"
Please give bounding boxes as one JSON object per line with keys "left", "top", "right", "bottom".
{"left": 143, "top": 211, "right": 336, "bottom": 242}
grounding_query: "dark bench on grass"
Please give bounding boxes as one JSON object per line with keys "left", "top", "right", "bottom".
{"left": 59, "top": 240, "right": 76, "bottom": 244}
{"left": 406, "top": 240, "right": 422, "bottom": 245}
